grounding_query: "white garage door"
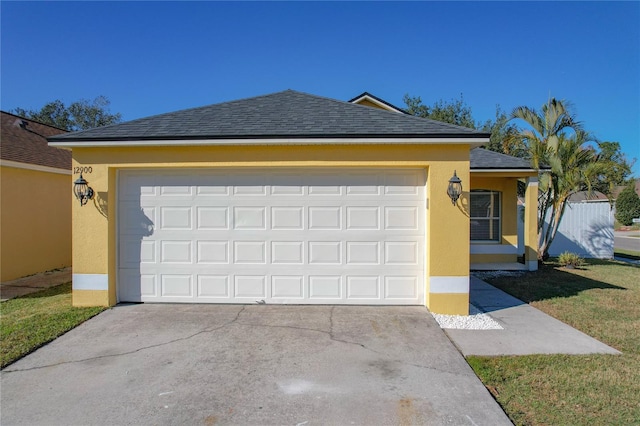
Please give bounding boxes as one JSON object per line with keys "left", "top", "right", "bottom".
{"left": 118, "top": 169, "right": 426, "bottom": 305}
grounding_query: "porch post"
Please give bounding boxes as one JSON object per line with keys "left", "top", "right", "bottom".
{"left": 524, "top": 176, "right": 539, "bottom": 271}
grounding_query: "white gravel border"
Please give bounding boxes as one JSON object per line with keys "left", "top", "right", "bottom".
{"left": 431, "top": 304, "right": 503, "bottom": 330}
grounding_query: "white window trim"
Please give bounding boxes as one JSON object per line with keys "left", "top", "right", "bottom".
{"left": 470, "top": 190, "right": 501, "bottom": 242}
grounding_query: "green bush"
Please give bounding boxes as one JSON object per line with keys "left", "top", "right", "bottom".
{"left": 615, "top": 183, "right": 640, "bottom": 226}
{"left": 557, "top": 251, "right": 584, "bottom": 268}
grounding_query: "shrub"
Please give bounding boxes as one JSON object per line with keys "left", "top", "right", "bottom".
{"left": 558, "top": 251, "right": 584, "bottom": 268}
{"left": 615, "top": 183, "right": 640, "bottom": 226}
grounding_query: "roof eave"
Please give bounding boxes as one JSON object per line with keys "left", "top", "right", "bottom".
{"left": 49, "top": 135, "right": 490, "bottom": 149}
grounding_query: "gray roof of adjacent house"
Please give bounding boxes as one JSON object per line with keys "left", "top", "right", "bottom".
{"left": 470, "top": 147, "right": 534, "bottom": 170}
{"left": 49, "top": 90, "right": 489, "bottom": 144}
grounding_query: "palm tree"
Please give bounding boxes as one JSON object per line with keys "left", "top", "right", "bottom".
{"left": 507, "top": 99, "right": 598, "bottom": 260}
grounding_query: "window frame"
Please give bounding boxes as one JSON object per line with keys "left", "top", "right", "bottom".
{"left": 469, "top": 190, "right": 502, "bottom": 243}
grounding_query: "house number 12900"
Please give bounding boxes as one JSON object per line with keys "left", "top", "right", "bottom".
{"left": 73, "top": 166, "right": 93, "bottom": 174}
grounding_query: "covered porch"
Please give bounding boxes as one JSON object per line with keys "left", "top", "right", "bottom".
{"left": 468, "top": 148, "right": 539, "bottom": 272}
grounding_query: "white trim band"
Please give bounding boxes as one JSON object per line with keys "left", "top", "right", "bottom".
{"left": 73, "top": 274, "right": 108, "bottom": 290}
{"left": 49, "top": 137, "right": 489, "bottom": 148}
{"left": 0, "top": 159, "right": 71, "bottom": 175}
{"left": 470, "top": 244, "right": 518, "bottom": 255}
{"left": 429, "top": 276, "right": 469, "bottom": 294}
{"left": 472, "top": 168, "right": 537, "bottom": 173}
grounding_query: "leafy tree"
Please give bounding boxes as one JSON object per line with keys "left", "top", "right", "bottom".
{"left": 615, "top": 183, "right": 640, "bottom": 226}
{"left": 404, "top": 95, "right": 522, "bottom": 158}
{"left": 403, "top": 94, "right": 476, "bottom": 128}
{"left": 478, "top": 106, "right": 522, "bottom": 157}
{"left": 12, "top": 96, "right": 122, "bottom": 131}
{"left": 592, "top": 141, "right": 635, "bottom": 201}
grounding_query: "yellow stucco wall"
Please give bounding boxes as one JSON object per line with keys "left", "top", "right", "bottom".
{"left": 469, "top": 175, "right": 519, "bottom": 264}
{"left": 70, "top": 143, "right": 471, "bottom": 313}
{"left": 0, "top": 166, "right": 72, "bottom": 281}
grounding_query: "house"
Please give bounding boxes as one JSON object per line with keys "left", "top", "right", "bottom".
{"left": 48, "top": 90, "right": 539, "bottom": 315}
{"left": 1, "top": 111, "right": 71, "bottom": 281}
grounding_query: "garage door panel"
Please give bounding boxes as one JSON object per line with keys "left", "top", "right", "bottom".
{"left": 197, "top": 275, "right": 230, "bottom": 298}
{"left": 161, "top": 274, "right": 193, "bottom": 297}
{"left": 197, "top": 207, "right": 229, "bottom": 230}
{"left": 309, "top": 276, "right": 342, "bottom": 299}
{"left": 233, "top": 241, "right": 266, "bottom": 264}
{"left": 233, "top": 207, "right": 266, "bottom": 230}
{"left": 120, "top": 203, "right": 156, "bottom": 233}
{"left": 160, "top": 241, "right": 192, "bottom": 263}
{"left": 233, "top": 174, "right": 267, "bottom": 195}
{"left": 309, "top": 241, "right": 342, "bottom": 264}
{"left": 196, "top": 241, "right": 229, "bottom": 264}
{"left": 346, "top": 242, "right": 380, "bottom": 264}
{"left": 384, "top": 276, "right": 418, "bottom": 299}
{"left": 120, "top": 238, "right": 155, "bottom": 267}
{"left": 118, "top": 169, "right": 425, "bottom": 305}
{"left": 234, "top": 276, "right": 267, "bottom": 298}
{"left": 385, "top": 207, "right": 419, "bottom": 230}
{"left": 347, "top": 276, "right": 380, "bottom": 299}
{"left": 384, "top": 241, "right": 419, "bottom": 265}
{"left": 346, "top": 207, "right": 380, "bottom": 230}
{"left": 160, "top": 207, "right": 192, "bottom": 230}
{"left": 271, "top": 241, "right": 304, "bottom": 264}
{"left": 271, "top": 207, "right": 304, "bottom": 230}
{"left": 271, "top": 276, "right": 304, "bottom": 299}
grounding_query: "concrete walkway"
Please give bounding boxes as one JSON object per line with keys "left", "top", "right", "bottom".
{"left": 0, "top": 267, "right": 72, "bottom": 301}
{"left": 445, "top": 276, "right": 622, "bottom": 356}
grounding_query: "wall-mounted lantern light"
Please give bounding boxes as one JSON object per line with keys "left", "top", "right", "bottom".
{"left": 447, "top": 170, "right": 462, "bottom": 205}
{"left": 73, "top": 174, "right": 94, "bottom": 206}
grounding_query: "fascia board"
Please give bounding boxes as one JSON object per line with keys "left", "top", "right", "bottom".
{"left": 50, "top": 137, "right": 489, "bottom": 149}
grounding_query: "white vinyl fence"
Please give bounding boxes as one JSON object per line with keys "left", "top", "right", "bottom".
{"left": 518, "top": 201, "right": 614, "bottom": 259}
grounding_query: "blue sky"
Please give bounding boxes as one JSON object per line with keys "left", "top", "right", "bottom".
{"left": 2, "top": 1, "right": 639, "bottom": 175}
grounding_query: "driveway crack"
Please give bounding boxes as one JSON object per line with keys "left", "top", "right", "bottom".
{"left": 2, "top": 306, "right": 246, "bottom": 374}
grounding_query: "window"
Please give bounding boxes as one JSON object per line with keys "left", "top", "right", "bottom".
{"left": 470, "top": 190, "right": 501, "bottom": 241}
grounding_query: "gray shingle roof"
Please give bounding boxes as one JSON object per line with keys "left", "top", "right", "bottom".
{"left": 48, "top": 90, "right": 489, "bottom": 143}
{"left": 470, "top": 148, "right": 534, "bottom": 170}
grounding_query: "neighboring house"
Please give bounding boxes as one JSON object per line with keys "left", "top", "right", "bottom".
{"left": 1, "top": 111, "right": 71, "bottom": 281}
{"left": 48, "top": 90, "right": 539, "bottom": 315}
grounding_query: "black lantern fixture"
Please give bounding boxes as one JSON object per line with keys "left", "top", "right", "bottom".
{"left": 447, "top": 170, "right": 462, "bottom": 205}
{"left": 73, "top": 174, "right": 94, "bottom": 206}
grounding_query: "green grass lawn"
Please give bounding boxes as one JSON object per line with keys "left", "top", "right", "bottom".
{"left": 468, "top": 259, "right": 640, "bottom": 425}
{"left": 0, "top": 283, "right": 106, "bottom": 368}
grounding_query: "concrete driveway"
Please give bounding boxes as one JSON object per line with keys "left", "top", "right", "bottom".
{"left": 1, "top": 305, "right": 510, "bottom": 425}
